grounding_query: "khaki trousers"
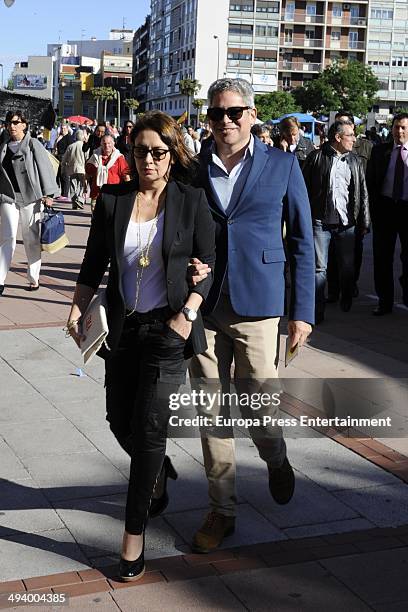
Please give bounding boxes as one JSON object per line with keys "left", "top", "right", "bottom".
{"left": 189, "top": 293, "right": 286, "bottom": 517}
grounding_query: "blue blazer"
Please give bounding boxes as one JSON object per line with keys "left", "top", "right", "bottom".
{"left": 196, "top": 137, "right": 315, "bottom": 324}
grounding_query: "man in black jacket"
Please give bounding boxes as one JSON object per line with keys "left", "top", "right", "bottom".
{"left": 303, "top": 120, "right": 370, "bottom": 323}
{"left": 367, "top": 113, "right": 408, "bottom": 315}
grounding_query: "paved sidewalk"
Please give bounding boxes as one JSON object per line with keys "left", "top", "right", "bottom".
{"left": 0, "top": 204, "right": 407, "bottom": 610}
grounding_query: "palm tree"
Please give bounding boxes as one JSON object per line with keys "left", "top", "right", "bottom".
{"left": 124, "top": 98, "right": 140, "bottom": 121}
{"left": 178, "top": 79, "right": 201, "bottom": 124}
{"left": 91, "top": 86, "right": 116, "bottom": 122}
{"left": 192, "top": 98, "right": 205, "bottom": 128}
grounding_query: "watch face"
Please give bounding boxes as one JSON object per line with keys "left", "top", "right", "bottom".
{"left": 184, "top": 308, "right": 197, "bottom": 321}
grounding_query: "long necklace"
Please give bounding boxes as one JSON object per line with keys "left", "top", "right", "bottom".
{"left": 130, "top": 192, "right": 162, "bottom": 311}
{"left": 136, "top": 192, "right": 160, "bottom": 268}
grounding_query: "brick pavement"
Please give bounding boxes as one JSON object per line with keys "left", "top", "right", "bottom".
{"left": 0, "top": 202, "right": 407, "bottom": 610}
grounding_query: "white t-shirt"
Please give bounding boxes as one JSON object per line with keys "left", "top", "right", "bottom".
{"left": 122, "top": 211, "right": 168, "bottom": 313}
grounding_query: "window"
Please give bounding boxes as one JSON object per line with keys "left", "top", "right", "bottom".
{"left": 332, "top": 4, "right": 342, "bottom": 18}
{"left": 229, "top": 23, "right": 253, "bottom": 35}
{"left": 256, "top": 1, "right": 279, "bottom": 13}
{"left": 255, "top": 24, "right": 278, "bottom": 37}
{"left": 306, "top": 3, "right": 316, "bottom": 16}
{"left": 305, "top": 28, "right": 315, "bottom": 40}
{"left": 230, "top": 2, "right": 254, "bottom": 12}
{"left": 370, "top": 9, "right": 393, "bottom": 20}
{"left": 391, "top": 80, "right": 406, "bottom": 90}
{"left": 282, "top": 75, "right": 291, "bottom": 88}
{"left": 284, "top": 28, "right": 293, "bottom": 43}
{"left": 331, "top": 31, "right": 340, "bottom": 41}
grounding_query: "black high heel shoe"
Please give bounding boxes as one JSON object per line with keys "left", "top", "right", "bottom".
{"left": 149, "top": 455, "right": 178, "bottom": 518}
{"left": 119, "top": 533, "right": 145, "bottom": 582}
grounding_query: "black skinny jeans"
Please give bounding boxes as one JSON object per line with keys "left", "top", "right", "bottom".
{"left": 105, "top": 307, "right": 187, "bottom": 535}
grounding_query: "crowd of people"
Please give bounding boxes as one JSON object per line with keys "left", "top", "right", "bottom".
{"left": 0, "top": 77, "right": 406, "bottom": 582}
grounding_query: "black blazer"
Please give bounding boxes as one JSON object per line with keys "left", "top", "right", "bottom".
{"left": 366, "top": 142, "right": 394, "bottom": 220}
{"left": 77, "top": 178, "right": 216, "bottom": 358}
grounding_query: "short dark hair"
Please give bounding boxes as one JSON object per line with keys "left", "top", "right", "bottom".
{"left": 392, "top": 112, "right": 408, "bottom": 126}
{"left": 5, "top": 109, "right": 28, "bottom": 126}
{"left": 328, "top": 120, "right": 353, "bottom": 143}
{"left": 251, "top": 124, "right": 271, "bottom": 137}
{"left": 335, "top": 111, "right": 354, "bottom": 124}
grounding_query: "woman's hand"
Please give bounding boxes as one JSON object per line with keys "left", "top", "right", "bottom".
{"left": 280, "top": 139, "right": 288, "bottom": 152}
{"left": 65, "top": 319, "right": 86, "bottom": 348}
{"left": 187, "top": 257, "right": 210, "bottom": 287}
{"left": 166, "top": 312, "right": 192, "bottom": 340}
{"left": 42, "top": 196, "right": 54, "bottom": 207}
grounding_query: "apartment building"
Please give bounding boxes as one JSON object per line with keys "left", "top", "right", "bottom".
{"left": 367, "top": 0, "right": 408, "bottom": 116}
{"left": 146, "top": 0, "right": 372, "bottom": 115}
{"left": 146, "top": 0, "right": 228, "bottom": 117}
{"left": 133, "top": 16, "right": 151, "bottom": 111}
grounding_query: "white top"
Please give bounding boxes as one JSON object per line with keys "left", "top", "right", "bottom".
{"left": 8, "top": 140, "right": 22, "bottom": 154}
{"left": 122, "top": 211, "right": 168, "bottom": 313}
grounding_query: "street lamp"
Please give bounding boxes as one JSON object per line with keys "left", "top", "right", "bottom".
{"left": 0, "top": 64, "right": 3, "bottom": 88}
{"left": 213, "top": 35, "right": 220, "bottom": 80}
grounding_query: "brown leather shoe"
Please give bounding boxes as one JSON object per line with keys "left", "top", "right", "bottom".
{"left": 191, "top": 512, "right": 235, "bottom": 553}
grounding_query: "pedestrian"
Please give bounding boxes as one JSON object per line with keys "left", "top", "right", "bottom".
{"left": 277, "top": 116, "right": 314, "bottom": 168}
{"left": 0, "top": 110, "right": 59, "bottom": 295}
{"left": 86, "top": 135, "right": 131, "bottom": 213}
{"left": 251, "top": 124, "right": 273, "bottom": 146}
{"left": 54, "top": 124, "right": 74, "bottom": 200}
{"left": 326, "top": 111, "right": 373, "bottom": 302}
{"left": 61, "top": 129, "right": 88, "bottom": 210}
{"left": 66, "top": 110, "right": 215, "bottom": 581}
{"left": 83, "top": 123, "right": 106, "bottom": 157}
{"left": 116, "top": 121, "right": 134, "bottom": 161}
{"left": 367, "top": 112, "right": 408, "bottom": 315}
{"left": 189, "top": 78, "right": 315, "bottom": 554}
{"left": 191, "top": 130, "right": 201, "bottom": 154}
{"left": 302, "top": 120, "right": 370, "bottom": 324}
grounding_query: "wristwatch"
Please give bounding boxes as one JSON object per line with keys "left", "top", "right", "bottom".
{"left": 181, "top": 306, "right": 198, "bottom": 322}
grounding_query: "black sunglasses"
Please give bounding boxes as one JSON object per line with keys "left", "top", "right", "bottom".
{"left": 7, "top": 120, "right": 24, "bottom": 126}
{"left": 207, "top": 106, "right": 251, "bottom": 122}
{"left": 133, "top": 146, "right": 171, "bottom": 161}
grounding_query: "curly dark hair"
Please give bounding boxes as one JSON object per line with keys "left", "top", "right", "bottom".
{"left": 129, "top": 111, "right": 198, "bottom": 183}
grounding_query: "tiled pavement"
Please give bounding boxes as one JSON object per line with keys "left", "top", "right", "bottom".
{"left": 0, "top": 203, "right": 407, "bottom": 610}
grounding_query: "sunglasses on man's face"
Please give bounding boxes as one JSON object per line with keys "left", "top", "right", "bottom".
{"left": 133, "top": 146, "right": 171, "bottom": 161}
{"left": 207, "top": 106, "right": 251, "bottom": 122}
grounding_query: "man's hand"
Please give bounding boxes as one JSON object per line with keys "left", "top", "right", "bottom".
{"left": 287, "top": 320, "right": 312, "bottom": 349}
{"left": 187, "top": 257, "right": 210, "bottom": 288}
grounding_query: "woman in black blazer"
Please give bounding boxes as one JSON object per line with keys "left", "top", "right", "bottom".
{"left": 66, "top": 111, "right": 215, "bottom": 581}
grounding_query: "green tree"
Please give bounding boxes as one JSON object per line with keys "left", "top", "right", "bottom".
{"left": 91, "top": 86, "right": 116, "bottom": 121}
{"left": 6, "top": 77, "right": 14, "bottom": 91}
{"left": 292, "top": 60, "right": 379, "bottom": 116}
{"left": 254, "top": 91, "right": 300, "bottom": 121}
{"left": 179, "top": 78, "right": 201, "bottom": 124}
{"left": 192, "top": 98, "right": 205, "bottom": 127}
{"left": 124, "top": 98, "right": 140, "bottom": 120}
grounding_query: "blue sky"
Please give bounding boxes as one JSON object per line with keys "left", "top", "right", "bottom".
{"left": 0, "top": 0, "right": 151, "bottom": 84}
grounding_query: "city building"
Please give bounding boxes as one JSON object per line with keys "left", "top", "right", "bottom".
{"left": 367, "top": 0, "right": 408, "bottom": 117}
{"left": 11, "top": 55, "right": 53, "bottom": 100}
{"left": 146, "top": 0, "right": 371, "bottom": 118}
{"left": 133, "top": 16, "right": 151, "bottom": 111}
{"left": 146, "top": 0, "right": 229, "bottom": 119}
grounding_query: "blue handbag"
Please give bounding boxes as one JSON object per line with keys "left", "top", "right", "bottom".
{"left": 41, "top": 205, "right": 69, "bottom": 254}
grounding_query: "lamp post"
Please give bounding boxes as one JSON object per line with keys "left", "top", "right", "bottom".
{"left": 116, "top": 89, "right": 121, "bottom": 130}
{"left": 394, "top": 71, "right": 403, "bottom": 113}
{"left": 0, "top": 64, "right": 3, "bottom": 88}
{"left": 213, "top": 35, "right": 220, "bottom": 80}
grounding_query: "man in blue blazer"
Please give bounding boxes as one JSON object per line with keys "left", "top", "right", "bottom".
{"left": 190, "top": 78, "right": 315, "bottom": 553}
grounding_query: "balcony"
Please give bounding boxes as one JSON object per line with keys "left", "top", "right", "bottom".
{"left": 281, "top": 38, "right": 324, "bottom": 49}
{"left": 228, "top": 34, "right": 254, "bottom": 44}
{"left": 253, "top": 60, "right": 277, "bottom": 70}
{"left": 254, "top": 36, "right": 279, "bottom": 46}
{"left": 279, "top": 61, "right": 322, "bottom": 73}
{"left": 228, "top": 10, "right": 254, "bottom": 19}
{"left": 328, "top": 16, "right": 367, "bottom": 27}
{"left": 227, "top": 59, "right": 252, "bottom": 68}
{"left": 329, "top": 40, "right": 366, "bottom": 51}
{"left": 378, "top": 89, "right": 408, "bottom": 102}
{"left": 282, "top": 11, "right": 324, "bottom": 24}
